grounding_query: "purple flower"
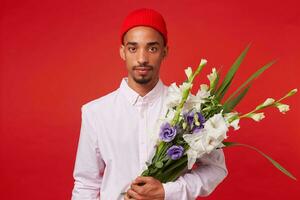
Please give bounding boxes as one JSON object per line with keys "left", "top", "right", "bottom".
{"left": 159, "top": 122, "right": 177, "bottom": 142}
{"left": 184, "top": 111, "right": 205, "bottom": 133}
{"left": 167, "top": 145, "right": 184, "bottom": 160}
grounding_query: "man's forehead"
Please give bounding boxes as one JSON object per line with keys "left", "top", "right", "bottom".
{"left": 123, "top": 26, "right": 164, "bottom": 45}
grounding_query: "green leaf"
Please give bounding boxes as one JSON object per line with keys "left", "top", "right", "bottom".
{"left": 164, "top": 162, "right": 187, "bottom": 182}
{"left": 163, "top": 156, "right": 187, "bottom": 176}
{"left": 215, "top": 43, "right": 251, "bottom": 101}
{"left": 224, "top": 60, "right": 276, "bottom": 104}
{"left": 222, "top": 142, "right": 297, "bottom": 181}
{"left": 217, "top": 79, "right": 233, "bottom": 102}
{"left": 161, "top": 156, "right": 188, "bottom": 183}
{"left": 222, "top": 84, "right": 252, "bottom": 113}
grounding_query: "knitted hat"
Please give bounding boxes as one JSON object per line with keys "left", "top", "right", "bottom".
{"left": 120, "top": 8, "right": 168, "bottom": 46}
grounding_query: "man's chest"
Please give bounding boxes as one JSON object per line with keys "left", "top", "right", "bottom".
{"left": 95, "top": 101, "right": 164, "bottom": 164}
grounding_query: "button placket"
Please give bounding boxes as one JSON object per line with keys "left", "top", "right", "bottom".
{"left": 139, "top": 101, "right": 149, "bottom": 170}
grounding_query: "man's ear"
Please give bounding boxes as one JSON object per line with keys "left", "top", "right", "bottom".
{"left": 119, "top": 45, "right": 125, "bottom": 61}
{"left": 163, "top": 45, "right": 169, "bottom": 58}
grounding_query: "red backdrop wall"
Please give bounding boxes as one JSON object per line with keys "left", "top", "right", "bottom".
{"left": 1, "top": 0, "right": 300, "bottom": 199}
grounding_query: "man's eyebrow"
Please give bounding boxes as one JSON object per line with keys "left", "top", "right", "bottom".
{"left": 125, "top": 41, "right": 160, "bottom": 46}
{"left": 125, "top": 42, "right": 138, "bottom": 46}
{"left": 147, "top": 42, "right": 160, "bottom": 46}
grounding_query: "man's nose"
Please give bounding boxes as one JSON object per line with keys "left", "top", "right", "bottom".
{"left": 137, "top": 49, "right": 149, "bottom": 65}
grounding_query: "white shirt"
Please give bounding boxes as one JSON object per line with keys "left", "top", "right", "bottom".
{"left": 72, "top": 78, "right": 228, "bottom": 200}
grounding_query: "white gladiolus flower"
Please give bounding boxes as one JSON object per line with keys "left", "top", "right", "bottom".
{"left": 188, "top": 84, "right": 210, "bottom": 110}
{"left": 277, "top": 104, "right": 290, "bottom": 113}
{"left": 183, "top": 113, "right": 229, "bottom": 169}
{"left": 165, "top": 82, "right": 194, "bottom": 111}
{"left": 182, "top": 95, "right": 197, "bottom": 112}
{"left": 224, "top": 112, "right": 240, "bottom": 130}
{"left": 165, "top": 83, "right": 182, "bottom": 108}
{"left": 230, "top": 119, "right": 240, "bottom": 130}
{"left": 198, "top": 84, "right": 210, "bottom": 96}
{"left": 262, "top": 98, "right": 275, "bottom": 107}
{"left": 179, "top": 82, "right": 193, "bottom": 112}
{"left": 150, "top": 118, "right": 164, "bottom": 145}
{"left": 249, "top": 113, "right": 265, "bottom": 121}
{"left": 207, "top": 68, "right": 217, "bottom": 85}
{"left": 200, "top": 59, "right": 207, "bottom": 66}
{"left": 204, "top": 113, "right": 229, "bottom": 142}
{"left": 165, "top": 108, "right": 176, "bottom": 121}
{"left": 179, "top": 82, "right": 193, "bottom": 92}
{"left": 224, "top": 111, "right": 238, "bottom": 120}
{"left": 183, "top": 130, "right": 207, "bottom": 169}
{"left": 184, "top": 67, "right": 193, "bottom": 79}
{"left": 195, "top": 84, "right": 210, "bottom": 101}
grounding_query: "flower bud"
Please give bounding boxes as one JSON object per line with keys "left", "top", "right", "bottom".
{"left": 287, "top": 88, "right": 297, "bottom": 97}
{"left": 262, "top": 98, "right": 275, "bottom": 107}
{"left": 276, "top": 103, "right": 290, "bottom": 113}
{"left": 207, "top": 68, "right": 217, "bottom": 89}
{"left": 184, "top": 67, "right": 193, "bottom": 79}
{"left": 249, "top": 113, "right": 265, "bottom": 122}
{"left": 200, "top": 59, "right": 207, "bottom": 67}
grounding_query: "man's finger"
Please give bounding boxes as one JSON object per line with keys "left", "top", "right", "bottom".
{"left": 130, "top": 183, "right": 145, "bottom": 195}
{"left": 133, "top": 176, "right": 154, "bottom": 185}
{"left": 124, "top": 192, "right": 132, "bottom": 200}
{"left": 127, "top": 188, "right": 145, "bottom": 199}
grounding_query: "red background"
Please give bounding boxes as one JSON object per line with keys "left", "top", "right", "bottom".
{"left": 1, "top": 0, "right": 300, "bottom": 199}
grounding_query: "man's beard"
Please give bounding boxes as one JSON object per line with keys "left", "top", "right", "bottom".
{"left": 132, "top": 64, "right": 154, "bottom": 84}
{"left": 133, "top": 76, "right": 152, "bottom": 84}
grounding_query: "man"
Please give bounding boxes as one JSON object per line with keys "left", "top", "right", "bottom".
{"left": 71, "top": 8, "right": 228, "bottom": 200}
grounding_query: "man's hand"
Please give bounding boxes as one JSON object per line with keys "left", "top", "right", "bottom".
{"left": 124, "top": 176, "right": 165, "bottom": 200}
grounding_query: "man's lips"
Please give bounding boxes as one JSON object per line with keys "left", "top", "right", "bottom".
{"left": 134, "top": 66, "right": 153, "bottom": 75}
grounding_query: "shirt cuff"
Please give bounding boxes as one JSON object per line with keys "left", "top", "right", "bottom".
{"left": 162, "top": 181, "right": 183, "bottom": 200}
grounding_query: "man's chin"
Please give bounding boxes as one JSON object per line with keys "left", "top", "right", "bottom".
{"left": 133, "top": 77, "right": 152, "bottom": 85}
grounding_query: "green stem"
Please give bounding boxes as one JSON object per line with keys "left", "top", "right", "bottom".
{"left": 171, "top": 61, "right": 207, "bottom": 126}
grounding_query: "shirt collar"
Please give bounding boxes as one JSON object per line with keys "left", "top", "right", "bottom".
{"left": 119, "top": 77, "right": 164, "bottom": 106}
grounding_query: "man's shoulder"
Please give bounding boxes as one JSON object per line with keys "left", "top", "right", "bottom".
{"left": 81, "top": 89, "right": 119, "bottom": 114}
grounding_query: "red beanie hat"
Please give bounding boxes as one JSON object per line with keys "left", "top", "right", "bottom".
{"left": 120, "top": 8, "right": 168, "bottom": 46}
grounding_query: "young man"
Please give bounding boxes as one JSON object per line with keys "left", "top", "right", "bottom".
{"left": 71, "top": 8, "right": 228, "bottom": 200}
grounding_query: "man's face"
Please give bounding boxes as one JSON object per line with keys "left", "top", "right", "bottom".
{"left": 120, "top": 26, "right": 168, "bottom": 86}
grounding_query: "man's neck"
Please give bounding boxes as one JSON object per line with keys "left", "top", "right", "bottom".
{"left": 127, "top": 78, "right": 159, "bottom": 97}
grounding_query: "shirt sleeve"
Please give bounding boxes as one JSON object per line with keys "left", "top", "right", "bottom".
{"left": 71, "top": 105, "right": 105, "bottom": 200}
{"left": 162, "top": 148, "right": 228, "bottom": 200}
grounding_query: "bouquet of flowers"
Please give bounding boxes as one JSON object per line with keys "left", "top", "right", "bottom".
{"left": 141, "top": 44, "right": 297, "bottom": 183}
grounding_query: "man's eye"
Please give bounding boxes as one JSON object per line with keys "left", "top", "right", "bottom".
{"left": 149, "top": 47, "right": 158, "bottom": 52}
{"left": 128, "top": 47, "right": 136, "bottom": 52}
